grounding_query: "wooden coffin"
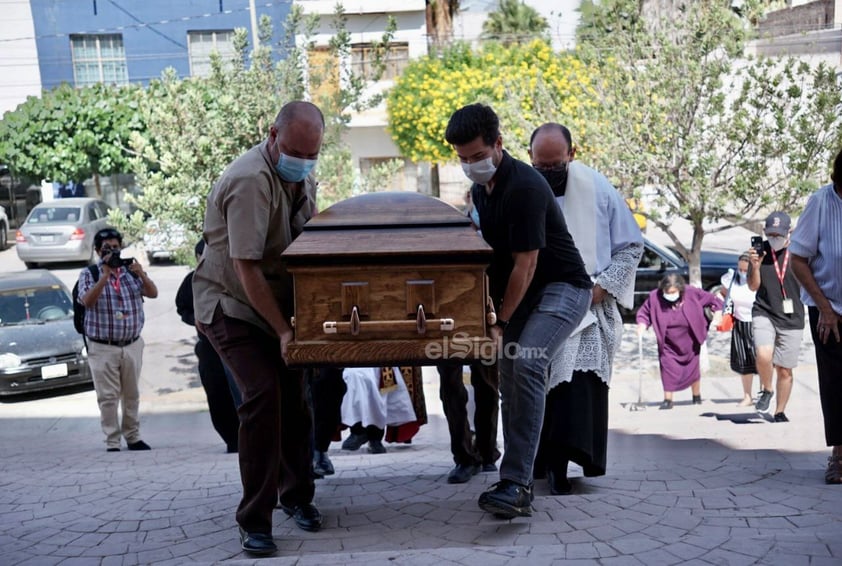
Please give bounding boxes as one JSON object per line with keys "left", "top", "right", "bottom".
{"left": 282, "top": 191, "right": 495, "bottom": 367}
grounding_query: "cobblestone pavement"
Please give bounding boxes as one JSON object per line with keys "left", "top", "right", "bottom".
{"left": 1, "top": 326, "right": 840, "bottom": 565}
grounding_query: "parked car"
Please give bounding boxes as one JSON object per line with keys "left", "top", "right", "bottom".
{"left": 0, "top": 205, "right": 8, "bottom": 250}
{"left": 622, "top": 237, "right": 742, "bottom": 320}
{"left": 15, "top": 198, "right": 112, "bottom": 268}
{"left": 143, "top": 218, "right": 188, "bottom": 263}
{"left": 0, "top": 270, "right": 91, "bottom": 397}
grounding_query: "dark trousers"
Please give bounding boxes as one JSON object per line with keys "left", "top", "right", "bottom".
{"left": 195, "top": 333, "right": 240, "bottom": 451}
{"left": 310, "top": 367, "right": 346, "bottom": 452}
{"left": 203, "top": 314, "right": 314, "bottom": 534}
{"left": 808, "top": 307, "right": 842, "bottom": 447}
{"left": 437, "top": 361, "right": 500, "bottom": 466}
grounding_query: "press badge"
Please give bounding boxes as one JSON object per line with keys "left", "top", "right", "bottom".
{"left": 782, "top": 299, "right": 794, "bottom": 314}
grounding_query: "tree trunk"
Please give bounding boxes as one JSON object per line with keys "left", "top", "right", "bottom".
{"left": 430, "top": 163, "right": 440, "bottom": 198}
{"left": 687, "top": 223, "right": 704, "bottom": 288}
{"left": 93, "top": 172, "right": 102, "bottom": 197}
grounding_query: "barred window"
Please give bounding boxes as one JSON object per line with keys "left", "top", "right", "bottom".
{"left": 188, "top": 30, "right": 236, "bottom": 77}
{"left": 70, "top": 34, "right": 128, "bottom": 86}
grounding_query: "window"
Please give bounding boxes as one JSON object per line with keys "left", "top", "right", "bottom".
{"left": 351, "top": 42, "right": 409, "bottom": 81}
{"left": 70, "top": 34, "right": 128, "bottom": 86}
{"left": 188, "top": 30, "right": 236, "bottom": 77}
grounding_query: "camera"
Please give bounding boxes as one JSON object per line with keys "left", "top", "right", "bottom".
{"left": 750, "top": 236, "right": 764, "bottom": 255}
{"left": 105, "top": 249, "right": 134, "bottom": 269}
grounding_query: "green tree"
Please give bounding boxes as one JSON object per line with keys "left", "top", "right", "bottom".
{"left": 0, "top": 83, "right": 145, "bottom": 193}
{"left": 117, "top": 9, "right": 396, "bottom": 261}
{"left": 482, "top": 0, "right": 549, "bottom": 45}
{"left": 387, "top": 40, "right": 600, "bottom": 166}
{"left": 578, "top": 1, "right": 842, "bottom": 285}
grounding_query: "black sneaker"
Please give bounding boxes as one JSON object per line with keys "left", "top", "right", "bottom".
{"left": 755, "top": 390, "right": 773, "bottom": 412}
{"left": 127, "top": 440, "right": 151, "bottom": 451}
{"left": 692, "top": 395, "right": 702, "bottom": 405}
{"left": 313, "top": 450, "right": 335, "bottom": 476}
{"left": 659, "top": 400, "right": 673, "bottom": 410}
{"left": 477, "top": 480, "right": 533, "bottom": 519}
{"left": 238, "top": 527, "right": 277, "bottom": 556}
{"left": 774, "top": 412, "right": 789, "bottom": 422}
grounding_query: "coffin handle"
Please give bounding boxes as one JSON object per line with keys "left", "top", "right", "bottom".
{"left": 350, "top": 306, "right": 361, "bottom": 336}
{"left": 416, "top": 304, "right": 427, "bottom": 335}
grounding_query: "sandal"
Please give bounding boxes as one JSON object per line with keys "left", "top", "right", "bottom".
{"left": 825, "top": 456, "right": 842, "bottom": 485}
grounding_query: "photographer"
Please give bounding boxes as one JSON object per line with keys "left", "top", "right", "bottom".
{"left": 77, "top": 227, "right": 158, "bottom": 452}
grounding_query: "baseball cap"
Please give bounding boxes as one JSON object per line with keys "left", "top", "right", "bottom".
{"left": 764, "top": 211, "right": 791, "bottom": 233}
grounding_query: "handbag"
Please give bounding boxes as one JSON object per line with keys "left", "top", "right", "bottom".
{"left": 716, "top": 269, "right": 737, "bottom": 332}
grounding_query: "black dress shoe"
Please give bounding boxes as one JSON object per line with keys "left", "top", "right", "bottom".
{"left": 367, "top": 439, "right": 387, "bottom": 454}
{"left": 238, "top": 527, "right": 277, "bottom": 556}
{"left": 547, "top": 469, "right": 573, "bottom": 496}
{"left": 341, "top": 432, "right": 368, "bottom": 451}
{"left": 127, "top": 440, "right": 151, "bottom": 451}
{"left": 447, "top": 463, "right": 479, "bottom": 484}
{"left": 279, "top": 502, "right": 322, "bottom": 532}
{"left": 477, "top": 480, "right": 533, "bottom": 519}
{"left": 481, "top": 463, "right": 498, "bottom": 473}
{"left": 313, "top": 450, "right": 335, "bottom": 476}
{"left": 106, "top": 447, "right": 120, "bottom": 452}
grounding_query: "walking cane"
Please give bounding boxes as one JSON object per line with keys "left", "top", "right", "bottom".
{"left": 630, "top": 331, "right": 646, "bottom": 411}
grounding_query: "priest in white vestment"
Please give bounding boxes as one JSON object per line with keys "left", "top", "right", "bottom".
{"left": 528, "top": 123, "right": 643, "bottom": 495}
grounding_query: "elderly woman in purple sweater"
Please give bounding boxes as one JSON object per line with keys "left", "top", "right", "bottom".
{"left": 636, "top": 273, "right": 724, "bottom": 409}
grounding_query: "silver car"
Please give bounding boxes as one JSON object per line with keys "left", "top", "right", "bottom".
{"left": 15, "top": 198, "right": 111, "bottom": 268}
{"left": 0, "top": 270, "right": 91, "bottom": 396}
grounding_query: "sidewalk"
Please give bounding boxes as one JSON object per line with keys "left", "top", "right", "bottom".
{"left": 1, "top": 330, "right": 840, "bottom": 565}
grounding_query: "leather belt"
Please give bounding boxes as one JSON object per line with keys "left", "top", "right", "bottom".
{"left": 88, "top": 336, "right": 140, "bottom": 347}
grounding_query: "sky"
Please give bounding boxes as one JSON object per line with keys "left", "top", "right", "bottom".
{"left": 460, "top": 0, "right": 583, "bottom": 50}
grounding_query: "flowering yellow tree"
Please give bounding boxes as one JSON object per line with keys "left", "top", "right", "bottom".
{"left": 386, "top": 40, "right": 600, "bottom": 165}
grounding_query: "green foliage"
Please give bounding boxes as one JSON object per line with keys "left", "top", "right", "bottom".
{"left": 114, "top": 9, "right": 397, "bottom": 260}
{"left": 481, "top": 0, "right": 549, "bottom": 45}
{"left": 0, "top": 83, "right": 145, "bottom": 186}
{"left": 387, "top": 40, "right": 600, "bottom": 165}
{"left": 578, "top": 1, "right": 842, "bottom": 283}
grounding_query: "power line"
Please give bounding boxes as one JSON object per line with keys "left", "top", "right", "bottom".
{"left": 0, "top": 0, "right": 292, "bottom": 44}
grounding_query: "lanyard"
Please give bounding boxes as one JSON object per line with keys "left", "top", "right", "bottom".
{"left": 109, "top": 269, "right": 122, "bottom": 295}
{"left": 769, "top": 247, "right": 790, "bottom": 299}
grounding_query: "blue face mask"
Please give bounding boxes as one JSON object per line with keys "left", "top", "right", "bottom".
{"left": 275, "top": 153, "right": 317, "bottom": 182}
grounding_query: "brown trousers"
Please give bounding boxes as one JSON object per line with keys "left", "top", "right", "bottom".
{"left": 203, "top": 313, "right": 313, "bottom": 534}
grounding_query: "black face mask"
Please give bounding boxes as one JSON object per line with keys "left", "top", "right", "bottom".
{"left": 537, "top": 166, "right": 568, "bottom": 197}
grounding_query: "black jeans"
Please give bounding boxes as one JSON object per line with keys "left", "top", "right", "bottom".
{"left": 437, "top": 361, "right": 500, "bottom": 466}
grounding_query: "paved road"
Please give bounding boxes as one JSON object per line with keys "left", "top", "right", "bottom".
{"left": 1, "top": 244, "right": 840, "bottom": 565}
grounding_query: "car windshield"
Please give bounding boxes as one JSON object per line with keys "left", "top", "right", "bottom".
{"left": 0, "top": 285, "right": 73, "bottom": 326}
{"left": 26, "top": 207, "right": 81, "bottom": 224}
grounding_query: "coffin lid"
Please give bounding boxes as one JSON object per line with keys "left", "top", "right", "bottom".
{"left": 283, "top": 192, "right": 491, "bottom": 266}
{"left": 304, "top": 191, "right": 471, "bottom": 230}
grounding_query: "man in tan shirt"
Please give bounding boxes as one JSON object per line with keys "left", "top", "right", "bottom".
{"left": 193, "top": 100, "right": 323, "bottom": 557}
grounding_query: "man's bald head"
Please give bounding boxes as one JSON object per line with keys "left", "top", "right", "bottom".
{"left": 274, "top": 101, "right": 325, "bottom": 132}
{"left": 268, "top": 101, "right": 325, "bottom": 166}
{"left": 528, "top": 123, "right": 575, "bottom": 169}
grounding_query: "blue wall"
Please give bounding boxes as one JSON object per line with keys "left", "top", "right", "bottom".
{"left": 30, "top": 0, "right": 291, "bottom": 90}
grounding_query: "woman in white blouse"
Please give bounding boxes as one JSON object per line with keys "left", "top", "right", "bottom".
{"left": 720, "top": 254, "right": 758, "bottom": 406}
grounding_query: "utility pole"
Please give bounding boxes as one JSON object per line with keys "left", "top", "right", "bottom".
{"left": 249, "top": 0, "right": 259, "bottom": 51}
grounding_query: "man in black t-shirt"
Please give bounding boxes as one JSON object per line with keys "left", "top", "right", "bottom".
{"left": 444, "top": 103, "right": 593, "bottom": 519}
{"left": 748, "top": 211, "right": 805, "bottom": 422}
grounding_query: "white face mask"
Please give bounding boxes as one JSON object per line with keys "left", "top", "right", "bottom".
{"left": 737, "top": 270, "right": 748, "bottom": 283}
{"left": 662, "top": 292, "right": 680, "bottom": 303}
{"left": 461, "top": 157, "right": 497, "bottom": 185}
{"left": 767, "top": 235, "right": 788, "bottom": 251}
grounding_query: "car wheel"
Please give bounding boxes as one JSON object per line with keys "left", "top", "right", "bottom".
{"left": 24, "top": 261, "right": 38, "bottom": 269}
{"left": 0, "top": 223, "right": 7, "bottom": 250}
{"left": 147, "top": 252, "right": 156, "bottom": 265}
